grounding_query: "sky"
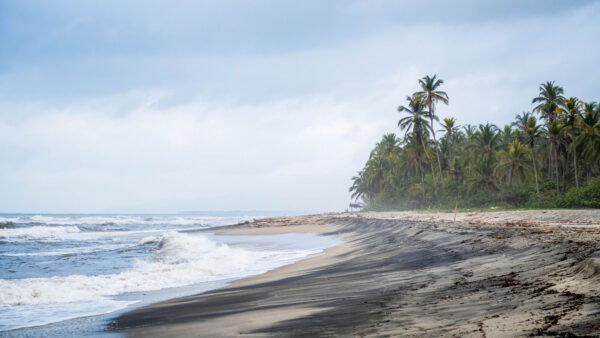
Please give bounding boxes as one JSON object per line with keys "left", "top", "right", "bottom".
{"left": 1, "top": 0, "right": 599, "bottom": 213}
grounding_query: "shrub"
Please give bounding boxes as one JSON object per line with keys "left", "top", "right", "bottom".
{"left": 559, "top": 177, "right": 600, "bottom": 208}
{"left": 465, "top": 190, "right": 496, "bottom": 207}
{"left": 527, "top": 190, "right": 558, "bottom": 208}
{"left": 499, "top": 186, "right": 532, "bottom": 207}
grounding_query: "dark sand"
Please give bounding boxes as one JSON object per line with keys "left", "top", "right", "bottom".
{"left": 110, "top": 212, "right": 600, "bottom": 337}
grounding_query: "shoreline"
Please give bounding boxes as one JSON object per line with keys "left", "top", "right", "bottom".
{"left": 110, "top": 210, "right": 600, "bottom": 336}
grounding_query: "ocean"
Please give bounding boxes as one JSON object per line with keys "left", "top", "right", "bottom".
{"left": 0, "top": 212, "right": 338, "bottom": 336}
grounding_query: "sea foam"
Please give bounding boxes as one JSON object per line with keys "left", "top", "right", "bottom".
{"left": 0, "top": 226, "right": 81, "bottom": 240}
{"left": 0, "top": 232, "right": 260, "bottom": 306}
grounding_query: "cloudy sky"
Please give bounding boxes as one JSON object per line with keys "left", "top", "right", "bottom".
{"left": 1, "top": 1, "right": 599, "bottom": 213}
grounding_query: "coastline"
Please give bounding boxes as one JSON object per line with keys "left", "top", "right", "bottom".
{"left": 110, "top": 210, "right": 600, "bottom": 337}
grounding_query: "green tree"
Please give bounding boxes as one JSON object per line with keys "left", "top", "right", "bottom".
{"left": 532, "top": 81, "right": 565, "bottom": 187}
{"left": 576, "top": 103, "right": 600, "bottom": 182}
{"left": 495, "top": 140, "right": 533, "bottom": 187}
{"left": 532, "top": 81, "right": 565, "bottom": 126}
{"left": 414, "top": 75, "right": 449, "bottom": 184}
{"left": 557, "top": 97, "right": 582, "bottom": 187}
{"left": 398, "top": 95, "right": 436, "bottom": 187}
{"left": 524, "top": 117, "right": 543, "bottom": 192}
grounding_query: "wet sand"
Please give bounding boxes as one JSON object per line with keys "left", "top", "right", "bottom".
{"left": 110, "top": 211, "right": 600, "bottom": 337}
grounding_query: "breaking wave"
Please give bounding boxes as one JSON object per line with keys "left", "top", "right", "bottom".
{"left": 0, "top": 226, "right": 81, "bottom": 240}
{"left": 0, "top": 232, "right": 315, "bottom": 306}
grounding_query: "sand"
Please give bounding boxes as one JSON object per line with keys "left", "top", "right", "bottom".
{"left": 110, "top": 210, "right": 600, "bottom": 337}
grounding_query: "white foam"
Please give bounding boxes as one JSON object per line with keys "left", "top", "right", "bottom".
{"left": 0, "top": 226, "right": 81, "bottom": 240}
{"left": 0, "top": 226, "right": 175, "bottom": 243}
{"left": 0, "top": 300, "right": 136, "bottom": 331}
{"left": 0, "top": 232, "right": 319, "bottom": 306}
{"left": 0, "top": 215, "right": 254, "bottom": 227}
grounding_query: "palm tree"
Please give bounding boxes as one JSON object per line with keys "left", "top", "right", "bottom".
{"left": 414, "top": 75, "right": 449, "bottom": 183}
{"left": 557, "top": 97, "right": 583, "bottom": 187}
{"left": 440, "top": 117, "right": 459, "bottom": 171}
{"left": 532, "top": 81, "right": 565, "bottom": 126}
{"left": 524, "top": 117, "right": 543, "bottom": 192}
{"left": 495, "top": 140, "right": 533, "bottom": 187}
{"left": 467, "top": 157, "right": 499, "bottom": 196}
{"left": 463, "top": 124, "right": 477, "bottom": 138}
{"left": 349, "top": 172, "right": 367, "bottom": 202}
{"left": 513, "top": 112, "right": 533, "bottom": 130}
{"left": 377, "top": 133, "right": 401, "bottom": 161}
{"left": 532, "top": 81, "right": 565, "bottom": 185}
{"left": 576, "top": 103, "right": 600, "bottom": 182}
{"left": 398, "top": 96, "right": 436, "bottom": 188}
{"left": 500, "top": 125, "right": 517, "bottom": 146}
{"left": 470, "top": 123, "right": 501, "bottom": 161}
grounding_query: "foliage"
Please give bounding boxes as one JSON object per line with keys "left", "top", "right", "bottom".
{"left": 559, "top": 177, "right": 600, "bottom": 208}
{"left": 349, "top": 76, "right": 600, "bottom": 210}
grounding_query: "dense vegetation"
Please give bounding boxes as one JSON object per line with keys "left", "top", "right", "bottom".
{"left": 350, "top": 76, "right": 600, "bottom": 210}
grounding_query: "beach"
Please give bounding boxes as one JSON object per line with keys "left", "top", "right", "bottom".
{"left": 110, "top": 210, "right": 600, "bottom": 337}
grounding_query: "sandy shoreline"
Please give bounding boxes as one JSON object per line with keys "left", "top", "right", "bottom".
{"left": 110, "top": 210, "right": 600, "bottom": 337}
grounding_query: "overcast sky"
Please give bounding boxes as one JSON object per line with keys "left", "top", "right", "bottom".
{"left": 1, "top": 1, "right": 599, "bottom": 213}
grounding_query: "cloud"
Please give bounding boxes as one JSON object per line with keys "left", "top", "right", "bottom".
{"left": 0, "top": 1, "right": 599, "bottom": 212}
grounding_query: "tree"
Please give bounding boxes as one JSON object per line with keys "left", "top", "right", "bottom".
{"left": 440, "top": 117, "right": 459, "bottom": 172}
{"left": 398, "top": 95, "right": 436, "bottom": 188}
{"left": 350, "top": 76, "right": 600, "bottom": 210}
{"left": 557, "top": 97, "right": 582, "bottom": 187}
{"left": 532, "top": 81, "right": 565, "bottom": 187}
{"left": 469, "top": 123, "right": 501, "bottom": 161}
{"left": 414, "top": 75, "right": 449, "bottom": 184}
{"left": 532, "top": 81, "right": 565, "bottom": 126}
{"left": 495, "top": 140, "right": 533, "bottom": 187}
{"left": 524, "top": 117, "right": 543, "bottom": 192}
{"left": 576, "top": 103, "right": 600, "bottom": 182}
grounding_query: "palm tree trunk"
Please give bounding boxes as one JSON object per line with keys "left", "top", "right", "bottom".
{"left": 429, "top": 116, "right": 444, "bottom": 186}
{"left": 573, "top": 145, "right": 579, "bottom": 187}
{"left": 553, "top": 142, "right": 560, "bottom": 193}
{"left": 418, "top": 159, "right": 425, "bottom": 185}
{"left": 420, "top": 135, "right": 438, "bottom": 195}
{"left": 530, "top": 146, "right": 539, "bottom": 193}
{"left": 562, "top": 149, "right": 568, "bottom": 191}
{"left": 547, "top": 143, "right": 553, "bottom": 180}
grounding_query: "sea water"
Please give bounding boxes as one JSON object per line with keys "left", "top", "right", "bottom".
{"left": 0, "top": 212, "right": 338, "bottom": 336}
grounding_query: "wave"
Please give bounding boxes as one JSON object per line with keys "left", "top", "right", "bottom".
{"left": 0, "top": 226, "right": 81, "bottom": 240}
{"left": 0, "top": 214, "right": 256, "bottom": 229}
{"left": 0, "top": 232, "right": 317, "bottom": 306}
{"left": 0, "top": 300, "right": 136, "bottom": 331}
{"left": 1, "top": 243, "right": 133, "bottom": 257}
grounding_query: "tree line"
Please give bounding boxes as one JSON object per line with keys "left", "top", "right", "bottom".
{"left": 350, "top": 76, "right": 600, "bottom": 210}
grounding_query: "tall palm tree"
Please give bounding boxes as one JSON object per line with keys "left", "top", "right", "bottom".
{"left": 500, "top": 125, "right": 517, "bottom": 146}
{"left": 398, "top": 96, "right": 436, "bottom": 188}
{"left": 495, "top": 140, "right": 533, "bottom": 187}
{"left": 549, "top": 119, "right": 565, "bottom": 191}
{"left": 576, "top": 103, "right": 600, "bottom": 182}
{"left": 414, "top": 75, "right": 449, "bottom": 183}
{"left": 377, "top": 133, "right": 401, "bottom": 161}
{"left": 557, "top": 97, "right": 583, "bottom": 187}
{"left": 532, "top": 81, "right": 565, "bottom": 185}
{"left": 512, "top": 112, "right": 533, "bottom": 131}
{"left": 532, "top": 81, "right": 565, "bottom": 126}
{"left": 463, "top": 124, "right": 477, "bottom": 138}
{"left": 440, "top": 117, "right": 459, "bottom": 170}
{"left": 524, "top": 117, "right": 543, "bottom": 192}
